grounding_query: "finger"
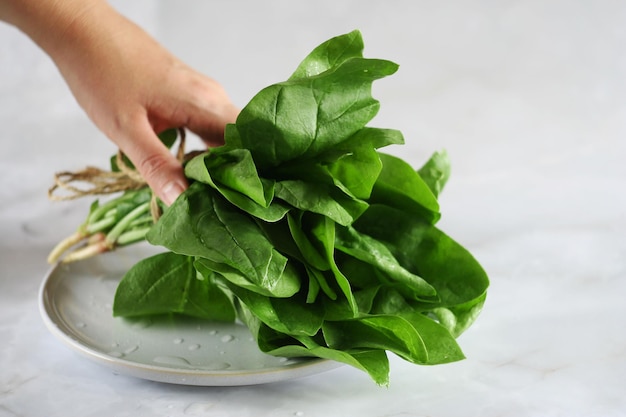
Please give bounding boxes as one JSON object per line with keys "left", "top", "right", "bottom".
{"left": 155, "top": 72, "right": 240, "bottom": 147}
{"left": 117, "top": 118, "right": 188, "bottom": 206}
{"left": 186, "top": 102, "right": 240, "bottom": 146}
{"left": 151, "top": 102, "right": 239, "bottom": 148}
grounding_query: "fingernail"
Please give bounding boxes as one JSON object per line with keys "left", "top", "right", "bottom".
{"left": 162, "top": 181, "right": 185, "bottom": 206}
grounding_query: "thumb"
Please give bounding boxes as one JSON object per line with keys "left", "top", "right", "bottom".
{"left": 117, "top": 121, "right": 188, "bottom": 206}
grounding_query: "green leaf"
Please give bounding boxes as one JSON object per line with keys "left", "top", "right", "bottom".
{"left": 417, "top": 150, "right": 451, "bottom": 198}
{"left": 370, "top": 153, "right": 441, "bottom": 224}
{"left": 233, "top": 57, "right": 398, "bottom": 170}
{"left": 271, "top": 127, "right": 403, "bottom": 200}
{"left": 323, "top": 128, "right": 403, "bottom": 199}
{"left": 147, "top": 182, "right": 300, "bottom": 297}
{"left": 305, "top": 266, "right": 338, "bottom": 302}
{"left": 322, "top": 312, "right": 464, "bottom": 366}
{"left": 322, "top": 285, "right": 381, "bottom": 321}
{"left": 289, "top": 30, "right": 364, "bottom": 80}
{"left": 308, "top": 215, "right": 358, "bottom": 314}
{"left": 157, "top": 128, "right": 179, "bottom": 149}
{"left": 294, "top": 336, "right": 391, "bottom": 387}
{"left": 185, "top": 153, "right": 290, "bottom": 222}
{"left": 275, "top": 180, "right": 367, "bottom": 226}
{"left": 203, "top": 148, "right": 273, "bottom": 207}
{"left": 399, "top": 312, "right": 466, "bottom": 364}
{"left": 224, "top": 282, "right": 325, "bottom": 337}
{"left": 260, "top": 336, "right": 391, "bottom": 387}
{"left": 113, "top": 252, "right": 235, "bottom": 321}
{"left": 335, "top": 225, "right": 438, "bottom": 302}
{"left": 354, "top": 204, "right": 489, "bottom": 309}
{"left": 431, "top": 291, "right": 487, "bottom": 338}
{"left": 322, "top": 315, "right": 429, "bottom": 363}
{"left": 287, "top": 212, "right": 329, "bottom": 271}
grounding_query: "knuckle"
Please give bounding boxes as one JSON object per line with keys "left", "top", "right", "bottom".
{"left": 137, "top": 153, "right": 172, "bottom": 181}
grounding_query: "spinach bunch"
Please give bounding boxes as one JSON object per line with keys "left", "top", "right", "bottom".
{"left": 112, "top": 30, "right": 489, "bottom": 385}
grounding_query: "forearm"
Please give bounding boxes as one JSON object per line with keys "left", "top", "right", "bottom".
{"left": 1, "top": 0, "right": 170, "bottom": 131}
{"left": 0, "top": 0, "right": 144, "bottom": 84}
{"left": 1, "top": 0, "right": 125, "bottom": 100}
{"left": 1, "top": 0, "right": 107, "bottom": 53}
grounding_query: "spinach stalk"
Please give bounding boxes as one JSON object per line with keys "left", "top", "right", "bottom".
{"left": 47, "top": 188, "right": 154, "bottom": 263}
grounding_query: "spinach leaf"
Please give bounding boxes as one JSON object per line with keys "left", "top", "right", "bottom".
{"left": 272, "top": 342, "right": 390, "bottom": 387}
{"left": 322, "top": 128, "right": 403, "bottom": 200}
{"left": 185, "top": 153, "right": 290, "bottom": 222}
{"left": 224, "top": 282, "right": 325, "bottom": 337}
{"left": 322, "top": 315, "right": 430, "bottom": 364}
{"left": 417, "top": 150, "right": 451, "bottom": 198}
{"left": 233, "top": 56, "right": 398, "bottom": 169}
{"left": 354, "top": 204, "right": 489, "bottom": 310}
{"left": 334, "top": 225, "right": 438, "bottom": 302}
{"left": 274, "top": 180, "right": 367, "bottom": 226}
{"left": 289, "top": 29, "right": 364, "bottom": 80}
{"left": 308, "top": 215, "right": 358, "bottom": 314}
{"left": 203, "top": 148, "right": 274, "bottom": 207}
{"left": 370, "top": 153, "right": 441, "bottom": 224}
{"left": 287, "top": 213, "right": 329, "bottom": 271}
{"left": 113, "top": 252, "right": 235, "bottom": 321}
{"left": 146, "top": 182, "right": 300, "bottom": 298}
{"left": 430, "top": 291, "right": 487, "bottom": 338}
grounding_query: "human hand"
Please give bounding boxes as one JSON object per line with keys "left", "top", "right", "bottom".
{"left": 1, "top": 0, "right": 239, "bottom": 205}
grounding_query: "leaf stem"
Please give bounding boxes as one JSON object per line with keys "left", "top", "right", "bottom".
{"left": 47, "top": 231, "right": 86, "bottom": 264}
{"left": 105, "top": 202, "right": 151, "bottom": 245}
{"left": 85, "top": 216, "right": 117, "bottom": 234}
{"left": 60, "top": 240, "right": 109, "bottom": 263}
{"left": 116, "top": 227, "right": 151, "bottom": 246}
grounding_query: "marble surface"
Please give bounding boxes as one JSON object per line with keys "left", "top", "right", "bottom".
{"left": 1, "top": 1, "right": 625, "bottom": 416}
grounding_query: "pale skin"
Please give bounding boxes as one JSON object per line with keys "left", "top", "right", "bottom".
{"left": 0, "top": 0, "right": 239, "bottom": 205}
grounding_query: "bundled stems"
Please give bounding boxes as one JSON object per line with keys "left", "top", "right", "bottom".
{"left": 47, "top": 128, "right": 188, "bottom": 264}
{"left": 47, "top": 189, "right": 156, "bottom": 264}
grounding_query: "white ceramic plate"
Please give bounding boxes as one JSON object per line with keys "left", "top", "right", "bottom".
{"left": 38, "top": 245, "right": 340, "bottom": 386}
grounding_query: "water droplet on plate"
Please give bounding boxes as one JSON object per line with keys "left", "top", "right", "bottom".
{"left": 108, "top": 351, "right": 124, "bottom": 358}
{"left": 173, "top": 338, "right": 184, "bottom": 344}
{"left": 220, "top": 334, "right": 234, "bottom": 343}
{"left": 132, "top": 318, "right": 152, "bottom": 329}
{"left": 208, "top": 330, "right": 218, "bottom": 336}
{"left": 124, "top": 345, "right": 139, "bottom": 354}
{"left": 75, "top": 322, "right": 86, "bottom": 329}
{"left": 154, "top": 356, "right": 191, "bottom": 366}
{"left": 188, "top": 344, "right": 201, "bottom": 351}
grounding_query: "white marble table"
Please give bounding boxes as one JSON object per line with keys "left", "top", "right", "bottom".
{"left": 1, "top": 1, "right": 625, "bottom": 416}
